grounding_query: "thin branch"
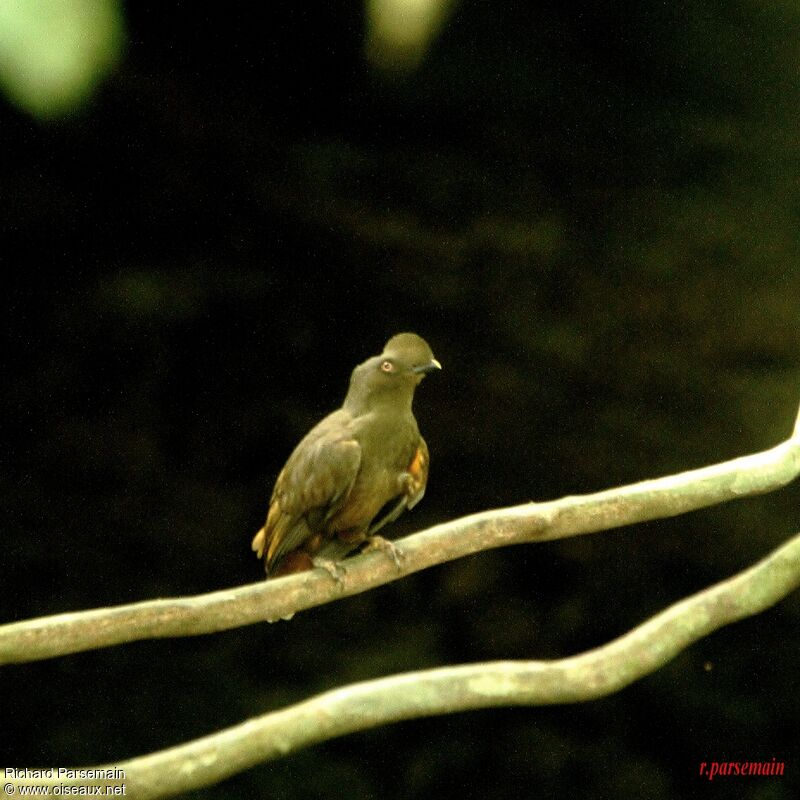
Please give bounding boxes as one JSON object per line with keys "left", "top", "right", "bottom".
{"left": 11, "top": 529, "right": 800, "bottom": 799}
{"left": 1, "top": 403, "right": 799, "bottom": 666}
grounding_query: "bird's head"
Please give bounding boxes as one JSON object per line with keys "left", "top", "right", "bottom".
{"left": 345, "top": 332, "right": 441, "bottom": 414}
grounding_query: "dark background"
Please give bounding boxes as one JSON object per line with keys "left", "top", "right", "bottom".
{"left": 3, "top": 2, "right": 800, "bottom": 798}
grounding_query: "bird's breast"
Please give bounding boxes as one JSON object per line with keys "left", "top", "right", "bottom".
{"left": 328, "top": 469, "right": 397, "bottom": 532}
{"left": 328, "top": 414, "right": 419, "bottom": 532}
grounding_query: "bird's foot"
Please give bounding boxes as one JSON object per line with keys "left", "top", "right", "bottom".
{"left": 312, "top": 557, "right": 347, "bottom": 588}
{"left": 363, "top": 535, "right": 405, "bottom": 571}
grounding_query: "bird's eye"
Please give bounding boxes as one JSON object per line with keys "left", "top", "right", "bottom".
{"left": 380, "top": 360, "right": 394, "bottom": 373}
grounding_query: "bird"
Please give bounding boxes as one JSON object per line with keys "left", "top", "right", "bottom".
{"left": 252, "top": 332, "right": 441, "bottom": 578}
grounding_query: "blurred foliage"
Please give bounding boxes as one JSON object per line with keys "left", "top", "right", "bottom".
{"left": 0, "top": 0, "right": 123, "bottom": 118}
{"left": 366, "top": 0, "right": 456, "bottom": 71}
{"left": 2, "top": 2, "right": 800, "bottom": 798}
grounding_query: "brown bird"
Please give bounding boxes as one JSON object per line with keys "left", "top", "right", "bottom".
{"left": 252, "top": 332, "right": 441, "bottom": 578}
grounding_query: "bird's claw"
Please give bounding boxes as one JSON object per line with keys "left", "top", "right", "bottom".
{"left": 363, "top": 535, "right": 405, "bottom": 571}
{"left": 313, "top": 557, "right": 347, "bottom": 588}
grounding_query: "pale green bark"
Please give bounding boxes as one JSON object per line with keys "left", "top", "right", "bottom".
{"left": 1, "top": 404, "right": 799, "bottom": 666}
{"left": 6, "top": 530, "right": 800, "bottom": 798}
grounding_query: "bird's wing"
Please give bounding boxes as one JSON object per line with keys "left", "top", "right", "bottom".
{"left": 257, "top": 413, "right": 362, "bottom": 570}
{"left": 368, "top": 436, "right": 429, "bottom": 535}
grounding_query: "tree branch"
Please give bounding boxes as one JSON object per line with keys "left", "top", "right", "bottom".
{"left": 1, "top": 403, "right": 799, "bottom": 666}
{"left": 10, "top": 529, "right": 800, "bottom": 799}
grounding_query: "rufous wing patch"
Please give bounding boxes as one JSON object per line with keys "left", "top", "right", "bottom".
{"left": 406, "top": 439, "right": 429, "bottom": 505}
{"left": 251, "top": 526, "right": 266, "bottom": 558}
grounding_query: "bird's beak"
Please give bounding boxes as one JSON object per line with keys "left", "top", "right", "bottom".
{"left": 413, "top": 358, "right": 442, "bottom": 375}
